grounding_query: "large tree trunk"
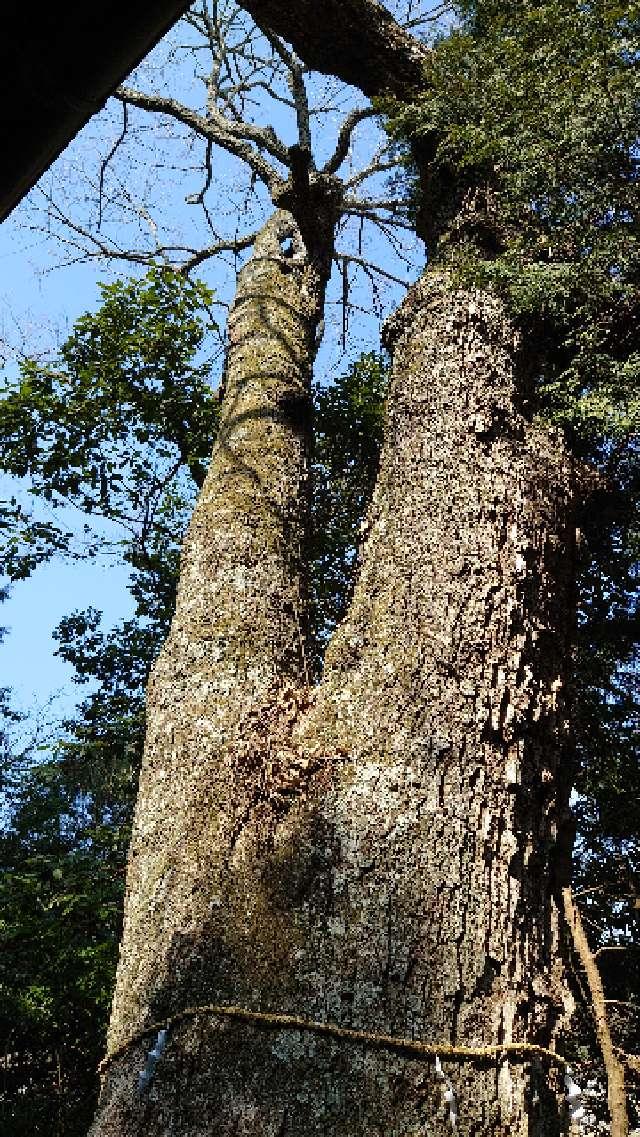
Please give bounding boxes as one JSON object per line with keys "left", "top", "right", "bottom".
{"left": 92, "top": 266, "right": 577, "bottom": 1136}
{"left": 284, "top": 273, "right": 577, "bottom": 1134}
{"left": 240, "top": 0, "right": 429, "bottom": 96}
{"left": 90, "top": 207, "right": 328, "bottom": 1134}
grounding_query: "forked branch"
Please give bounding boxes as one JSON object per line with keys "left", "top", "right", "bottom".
{"left": 323, "top": 107, "right": 377, "bottom": 175}
{"left": 115, "top": 86, "right": 287, "bottom": 194}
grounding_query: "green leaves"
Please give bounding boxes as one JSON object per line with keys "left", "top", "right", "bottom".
{"left": 0, "top": 266, "right": 220, "bottom": 583}
{"left": 0, "top": 268, "right": 218, "bottom": 1134}
{"left": 310, "top": 353, "right": 388, "bottom": 665}
{"left": 385, "top": 0, "right": 640, "bottom": 443}
{"left": 0, "top": 583, "right": 148, "bottom": 1132}
{"left": 0, "top": 791, "right": 127, "bottom": 1135}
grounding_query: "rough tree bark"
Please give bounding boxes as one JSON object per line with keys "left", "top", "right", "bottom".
{"left": 284, "top": 275, "right": 577, "bottom": 1135}
{"left": 92, "top": 258, "right": 577, "bottom": 1135}
{"left": 240, "top": 0, "right": 430, "bottom": 97}
{"left": 90, "top": 206, "right": 330, "bottom": 1133}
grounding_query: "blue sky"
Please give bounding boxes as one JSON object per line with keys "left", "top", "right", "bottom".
{"left": 0, "top": 3, "right": 425, "bottom": 738}
{"left": 0, "top": 217, "right": 137, "bottom": 724}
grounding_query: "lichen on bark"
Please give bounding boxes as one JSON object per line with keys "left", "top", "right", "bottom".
{"left": 91, "top": 208, "right": 328, "bottom": 1131}
{"left": 91, "top": 259, "right": 578, "bottom": 1135}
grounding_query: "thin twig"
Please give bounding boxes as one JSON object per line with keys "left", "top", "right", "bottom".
{"left": 115, "top": 85, "right": 287, "bottom": 194}
{"left": 181, "top": 228, "right": 259, "bottom": 273}
{"left": 98, "top": 102, "right": 128, "bottom": 231}
{"left": 335, "top": 251, "right": 411, "bottom": 288}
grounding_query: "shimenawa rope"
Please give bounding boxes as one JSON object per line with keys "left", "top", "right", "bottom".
{"left": 98, "top": 1002, "right": 569, "bottom": 1076}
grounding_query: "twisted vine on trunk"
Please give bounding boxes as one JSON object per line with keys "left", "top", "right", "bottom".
{"left": 90, "top": 207, "right": 330, "bottom": 1133}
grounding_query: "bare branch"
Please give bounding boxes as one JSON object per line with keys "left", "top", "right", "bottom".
{"left": 122, "top": 82, "right": 289, "bottom": 166}
{"left": 115, "top": 85, "right": 288, "bottom": 195}
{"left": 323, "top": 107, "right": 377, "bottom": 175}
{"left": 334, "top": 251, "right": 410, "bottom": 288}
{"left": 344, "top": 158, "right": 401, "bottom": 190}
{"left": 36, "top": 188, "right": 260, "bottom": 272}
{"left": 181, "top": 228, "right": 260, "bottom": 273}
{"left": 246, "top": 80, "right": 296, "bottom": 109}
{"left": 400, "top": 1, "right": 455, "bottom": 30}
{"left": 35, "top": 194, "right": 154, "bottom": 266}
{"left": 260, "top": 28, "right": 312, "bottom": 155}
{"left": 288, "top": 61, "right": 312, "bottom": 156}
{"left": 185, "top": 138, "right": 217, "bottom": 233}
{"left": 98, "top": 102, "right": 128, "bottom": 231}
{"left": 573, "top": 884, "right": 638, "bottom": 900}
{"left": 343, "top": 198, "right": 410, "bottom": 218}
{"left": 359, "top": 211, "right": 417, "bottom": 235}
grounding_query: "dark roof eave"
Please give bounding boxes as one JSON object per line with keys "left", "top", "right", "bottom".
{"left": 0, "top": 1, "right": 192, "bottom": 223}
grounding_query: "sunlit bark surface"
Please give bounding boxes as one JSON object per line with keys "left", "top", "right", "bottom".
{"left": 91, "top": 208, "right": 326, "bottom": 1131}
{"left": 92, "top": 269, "right": 576, "bottom": 1137}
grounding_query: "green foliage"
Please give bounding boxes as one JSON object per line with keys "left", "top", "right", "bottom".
{"left": 384, "top": 0, "right": 640, "bottom": 440}
{"left": 310, "top": 353, "right": 388, "bottom": 664}
{"left": 0, "top": 573, "right": 164, "bottom": 1135}
{"left": 0, "top": 835, "right": 124, "bottom": 1135}
{"left": 0, "top": 269, "right": 216, "bottom": 1134}
{"left": 0, "top": 722, "right": 137, "bottom": 1133}
{"left": 0, "top": 275, "right": 211, "bottom": 1132}
{"left": 407, "top": 1, "right": 639, "bottom": 250}
{"left": 0, "top": 266, "right": 219, "bottom": 582}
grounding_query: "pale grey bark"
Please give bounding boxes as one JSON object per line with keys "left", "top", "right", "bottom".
{"left": 90, "top": 208, "right": 329, "bottom": 1134}
{"left": 91, "top": 269, "right": 576, "bottom": 1136}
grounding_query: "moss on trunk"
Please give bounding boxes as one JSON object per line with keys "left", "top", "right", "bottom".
{"left": 92, "top": 269, "right": 576, "bottom": 1136}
